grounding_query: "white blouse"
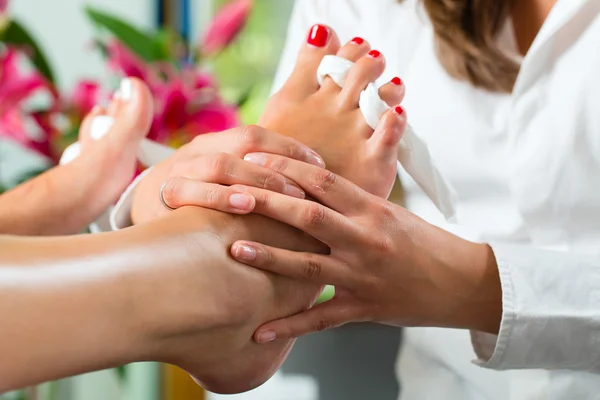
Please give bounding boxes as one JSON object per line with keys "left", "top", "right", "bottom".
{"left": 272, "top": 0, "right": 600, "bottom": 399}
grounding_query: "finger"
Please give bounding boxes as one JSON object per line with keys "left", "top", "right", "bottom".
{"left": 185, "top": 153, "right": 306, "bottom": 199}
{"left": 230, "top": 185, "right": 362, "bottom": 248}
{"left": 230, "top": 241, "right": 355, "bottom": 287}
{"left": 161, "top": 177, "right": 256, "bottom": 214}
{"left": 253, "top": 299, "right": 363, "bottom": 343}
{"left": 231, "top": 125, "right": 326, "bottom": 168}
{"left": 243, "top": 153, "right": 370, "bottom": 215}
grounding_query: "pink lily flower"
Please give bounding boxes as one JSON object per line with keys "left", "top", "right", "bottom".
{"left": 70, "top": 80, "right": 102, "bottom": 117}
{"left": 0, "top": 48, "right": 54, "bottom": 158}
{"left": 201, "top": 0, "right": 253, "bottom": 56}
{"left": 0, "top": 0, "right": 8, "bottom": 15}
{"left": 106, "top": 39, "right": 150, "bottom": 81}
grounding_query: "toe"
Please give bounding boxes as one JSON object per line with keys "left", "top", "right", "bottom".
{"left": 367, "top": 105, "right": 407, "bottom": 163}
{"left": 319, "top": 36, "right": 371, "bottom": 93}
{"left": 105, "top": 77, "right": 154, "bottom": 147}
{"left": 79, "top": 105, "right": 106, "bottom": 150}
{"left": 336, "top": 36, "right": 371, "bottom": 62}
{"left": 378, "top": 77, "right": 405, "bottom": 107}
{"left": 282, "top": 24, "right": 341, "bottom": 99}
{"left": 339, "top": 50, "right": 386, "bottom": 109}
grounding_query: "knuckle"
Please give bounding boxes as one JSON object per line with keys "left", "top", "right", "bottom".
{"left": 204, "top": 153, "right": 231, "bottom": 181}
{"left": 314, "top": 319, "right": 333, "bottom": 333}
{"left": 242, "top": 125, "right": 264, "bottom": 150}
{"left": 203, "top": 186, "right": 222, "bottom": 207}
{"left": 258, "top": 171, "right": 281, "bottom": 190}
{"left": 303, "top": 203, "right": 326, "bottom": 227}
{"left": 301, "top": 257, "right": 322, "bottom": 279}
{"left": 269, "top": 156, "right": 289, "bottom": 174}
{"left": 310, "top": 169, "right": 337, "bottom": 192}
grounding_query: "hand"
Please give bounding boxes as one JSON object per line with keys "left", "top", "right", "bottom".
{"left": 131, "top": 125, "right": 325, "bottom": 224}
{"left": 221, "top": 154, "right": 503, "bottom": 342}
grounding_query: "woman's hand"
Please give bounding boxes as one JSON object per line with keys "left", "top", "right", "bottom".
{"left": 219, "top": 154, "right": 503, "bottom": 342}
{"left": 131, "top": 125, "right": 325, "bottom": 224}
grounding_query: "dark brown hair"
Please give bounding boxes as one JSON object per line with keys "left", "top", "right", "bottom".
{"left": 414, "top": 0, "right": 520, "bottom": 92}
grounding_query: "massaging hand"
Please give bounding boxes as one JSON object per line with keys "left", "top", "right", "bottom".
{"left": 219, "top": 154, "right": 503, "bottom": 342}
{"left": 131, "top": 125, "right": 325, "bottom": 224}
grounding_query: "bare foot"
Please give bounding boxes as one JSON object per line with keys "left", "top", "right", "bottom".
{"left": 169, "top": 26, "right": 406, "bottom": 393}
{"left": 127, "top": 25, "right": 406, "bottom": 394}
{"left": 260, "top": 25, "right": 406, "bottom": 198}
{"left": 74, "top": 78, "right": 153, "bottom": 208}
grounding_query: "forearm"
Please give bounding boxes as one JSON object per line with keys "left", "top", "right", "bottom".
{"left": 0, "top": 152, "right": 117, "bottom": 236}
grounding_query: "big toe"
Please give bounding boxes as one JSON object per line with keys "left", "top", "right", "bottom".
{"left": 281, "top": 24, "right": 341, "bottom": 99}
{"left": 105, "top": 77, "right": 154, "bottom": 146}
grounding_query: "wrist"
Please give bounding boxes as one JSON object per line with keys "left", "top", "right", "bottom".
{"left": 418, "top": 225, "right": 502, "bottom": 334}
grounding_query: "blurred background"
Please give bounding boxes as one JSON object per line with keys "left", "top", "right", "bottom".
{"left": 0, "top": 1, "right": 401, "bottom": 399}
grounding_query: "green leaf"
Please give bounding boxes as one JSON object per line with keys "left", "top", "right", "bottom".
{"left": 85, "top": 6, "right": 168, "bottom": 62}
{"left": 0, "top": 20, "right": 56, "bottom": 84}
{"left": 115, "top": 365, "right": 127, "bottom": 381}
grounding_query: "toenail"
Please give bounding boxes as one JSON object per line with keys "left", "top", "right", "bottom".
{"left": 391, "top": 77, "right": 403, "bottom": 86}
{"left": 351, "top": 37, "right": 364, "bottom": 45}
{"left": 394, "top": 106, "right": 405, "bottom": 115}
{"left": 307, "top": 24, "right": 330, "bottom": 47}
{"left": 368, "top": 50, "right": 382, "bottom": 59}
{"left": 119, "top": 78, "right": 133, "bottom": 101}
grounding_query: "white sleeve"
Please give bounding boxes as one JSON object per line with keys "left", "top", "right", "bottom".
{"left": 471, "top": 243, "right": 600, "bottom": 372}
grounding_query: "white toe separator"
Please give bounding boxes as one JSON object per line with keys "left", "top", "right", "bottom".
{"left": 318, "top": 55, "right": 458, "bottom": 221}
{"left": 60, "top": 115, "right": 175, "bottom": 168}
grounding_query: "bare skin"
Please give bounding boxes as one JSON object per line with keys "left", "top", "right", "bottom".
{"left": 0, "top": 79, "right": 152, "bottom": 236}
{"left": 130, "top": 25, "right": 407, "bottom": 393}
{"left": 511, "top": 0, "right": 557, "bottom": 56}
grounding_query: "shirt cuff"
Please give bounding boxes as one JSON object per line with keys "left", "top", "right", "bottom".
{"left": 470, "top": 243, "right": 600, "bottom": 372}
{"left": 109, "top": 168, "right": 153, "bottom": 231}
{"left": 470, "top": 249, "right": 515, "bottom": 368}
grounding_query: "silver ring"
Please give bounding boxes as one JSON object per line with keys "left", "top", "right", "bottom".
{"left": 159, "top": 182, "right": 176, "bottom": 211}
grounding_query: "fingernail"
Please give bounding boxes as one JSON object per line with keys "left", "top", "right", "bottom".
{"left": 391, "top": 77, "right": 403, "bottom": 86}
{"left": 307, "top": 24, "right": 330, "bottom": 47}
{"left": 351, "top": 37, "right": 364, "bottom": 45}
{"left": 284, "top": 183, "right": 305, "bottom": 199}
{"left": 368, "top": 50, "right": 381, "bottom": 59}
{"left": 229, "top": 193, "right": 254, "bottom": 211}
{"left": 233, "top": 243, "right": 257, "bottom": 261}
{"left": 118, "top": 78, "right": 133, "bottom": 101}
{"left": 394, "top": 105, "right": 405, "bottom": 116}
{"left": 90, "top": 115, "right": 115, "bottom": 141}
{"left": 256, "top": 331, "right": 276, "bottom": 344}
{"left": 244, "top": 153, "right": 267, "bottom": 166}
{"left": 90, "top": 105, "right": 103, "bottom": 114}
{"left": 308, "top": 152, "right": 326, "bottom": 168}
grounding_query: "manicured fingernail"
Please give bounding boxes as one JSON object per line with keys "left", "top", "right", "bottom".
{"left": 90, "top": 105, "right": 103, "bottom": 114}
{"left": 394, "top": 105, "right": 405, "bottom": 115}
{"left": 307, "top": 24, "right": 330, "bottom": 47}
{"left": 244, "top": 153, "right": 267, "bottom": 166}
{"left": 391, "top": 77, "right": 403, "bottom": 86}
{"left": 308, "top": 152, "right": 326, "bottom": 168}
{"left": 118, "top": 78, "right": 133, "bottom": 101}
{"left": 284, "top": 183, "right": 305, "bottom": 199}
{"left": 233, "top": 243, "right": 257, "bottom": 261}
{"left": 368, "top": 50, "right": 381, "bottom": 59}
{"left": 351, "top": 37, "right": 364, "bottom": 45}
{"left": 229, "top": 193, "right": 254, "bottom": 211}
{"left": 256, "top": 331, "right": 276, "bottom": 344}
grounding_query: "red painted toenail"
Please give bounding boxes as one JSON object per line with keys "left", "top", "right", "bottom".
{"left": 391, "top": 77, "right": 403, "bottom": 86}
{"left": 368, "top": 50, "right": 382, "bottom": 59}
{"left": 394, "top": 106, "right": 405, "bottom": 115}
{"left": 351, "top": 37, "right": 364, "bottom": 45}
{"left": 307, "top": 24, "right": 330, "bottom": 47}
